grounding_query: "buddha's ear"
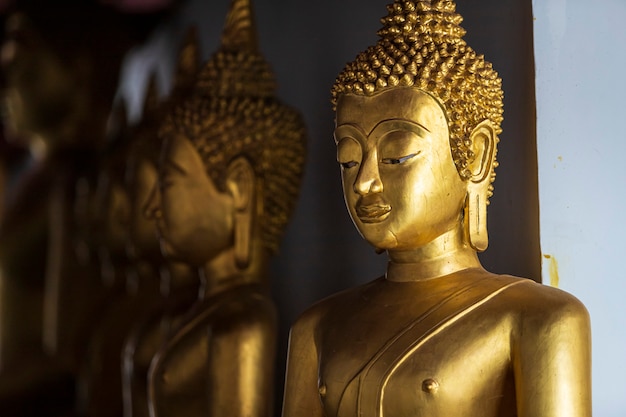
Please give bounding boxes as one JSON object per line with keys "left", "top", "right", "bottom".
{"left": 464, "top": 120, "right": 497, "bottom": 252}
{"left": 467, "top": 120, "right": 496, "bottom": 184}
{"left": 226, "top": 156, "right": 255, "bottom": 211}
{"left": 226, "top": 156, "right": 255, "bottom": 269}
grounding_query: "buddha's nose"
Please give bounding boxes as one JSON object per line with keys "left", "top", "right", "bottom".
{"left": 354, "top": 152, "right": 382, "bottom": 195}
{"left": 143, "top": 183, "right": 162, "bottom": 220}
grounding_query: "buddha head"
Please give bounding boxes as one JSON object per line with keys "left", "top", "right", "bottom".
{"left": 93, "top": 136, "right": 133, "bottom": 271}
{"left": 72, "top": 100, "right": 130, "bottom": 269}
{"left": 145, "top": 0, "right": 306, "bottom": 270}
{"left": 331, "top": 0, "right": 503, "bottom": 252}
{"left": 126, "top": 78, "right": 163, "bottom": 263}
{"left": 126, "top": 28, "right": 201, "bottom": 263}
{"left": 0, "top": 0, "right": 163, "bottom": 152}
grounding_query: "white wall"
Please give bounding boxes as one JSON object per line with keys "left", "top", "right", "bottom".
{"left": 533, "top": 1, "right": 626, "bottom": 415}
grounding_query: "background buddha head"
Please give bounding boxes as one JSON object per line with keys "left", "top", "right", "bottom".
{"left": 126, "top": 28, "right": 200, "bottom": 263}
{"left": 146, "top": 0, "right": 306, "bottom": 268}
{"left": 0, "top": 0, "right": 170, "bottom": 152}
{"left": 126, "top": 79, "right": 163, "bottom": 263}
{"left": 332, "top": 0, "right": 503, "bottom": 252}
{"left": 93, "top": 138, "right": 133, "bottom": 271}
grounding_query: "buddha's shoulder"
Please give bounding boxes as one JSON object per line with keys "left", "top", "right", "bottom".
{"left": 487, "top": 273, "right": 589, "bottom": 324}
{"left": 173, "top": 285, "right": 276, "bottom": 338}
{"left": 290, "top": 273, "right": 589, "bottom": 334}
{"left": 290, "top": 276, "right": 386, "bottom": 331}
{"left": 494, "top": 274, "right": 584, "bottom": 305}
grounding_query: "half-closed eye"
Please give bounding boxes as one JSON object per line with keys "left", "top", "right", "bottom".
{"left": 340, "top": 160, "right": 359, "bottom": 169}
{"left": 381, "top": 152, "right": 420, "bottom": 165}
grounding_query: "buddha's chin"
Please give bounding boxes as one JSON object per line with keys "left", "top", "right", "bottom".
{"left": 358, "top": 227, "right": 399, "bottom": 251}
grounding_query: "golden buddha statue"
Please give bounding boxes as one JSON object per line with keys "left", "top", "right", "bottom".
{"left": 143, "top": 0, "right": 306, "bottom": 415}
{"left": 0, "top": 3, "right": 172, "bottom": 415}
{"left": 78, "top": 34, "right": 203, "bottom": 413}
{"left": 0, "top": 5, "right": 110, "bottom": 369}
{"left": 121, "top": 30, "right": 201, "bottom": 417}
{"left": 77, "top": 131, "right": 164, "bottom": 417}
{"left": 0, "top": 0, "right": 162, "bottom": 372}
{"left": 282, "top": 1, "right": 591, "bottom": 416}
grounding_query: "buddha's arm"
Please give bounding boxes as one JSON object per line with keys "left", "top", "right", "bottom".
{"left": 514, "top": 290, "right": 592, "bottom": 417}
{"left": 207, "top": 305, "right": 277, "bottom": 417}
{"left": 282, "top": 312, "right": 324, "bottom": 417}
{"left": 147, "top": 300, "right": 276, "bottom": 417}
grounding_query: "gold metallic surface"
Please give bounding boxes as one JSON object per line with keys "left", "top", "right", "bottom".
{"left": 0, "top": 4, "right": 156, "bottom": 415}
{"left": 282, "top": 1, "right": 591, "bottom": 416}
{"left": 0, "top": 1, "right": 139, "bottom": 374}
{"left": 76, "top": 134, "right": 161, "bottom": 417}
{"left": 121, "top": 29, "right": 201, "bottom": 417}
{"left": 0, "top": 10, "right": 88, "bottom": 369}
{"left": 144, "top": 0, "right": 306, "bottom": 415}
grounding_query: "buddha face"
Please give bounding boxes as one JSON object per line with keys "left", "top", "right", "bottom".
{"left": 145, "top": 134, "right": 234, "bottom": 266}
{"left": 93, "top": 165, "right": 131, "bottom": 258}
{"left": 1, "top": 13, "right": 77, "bottom": 143}
{"left": 126, "top": 150, "right": 162, "bottom": 260}
{"left": 335, "top": 88, "right": 467, "bottom": 251}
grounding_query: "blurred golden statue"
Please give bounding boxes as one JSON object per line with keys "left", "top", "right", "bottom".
{"left": 121, "top": 29, "right": 201, "bottom": 417}
{"left": 282, "top": 1, "right": 591, "bottom": 416}
{"left": 0, "top": 5, "right": 174, "bottom": 416}
{"left": 76, "top": 27, "right": 203, "bottom": 417}
{"left": 76, "top": 128, "right": 167, "bottom": 417}
{"left": 0, "top": 5, "right": 163, "bottom": 416}
{"left": 143, "top": 0, "right": 306, "bottom": 416}
{"left": 0, "top": 3, "right": 128, "bottom": 369}
{"left": 0, "top": 0, "right": 169, "bottom": 371}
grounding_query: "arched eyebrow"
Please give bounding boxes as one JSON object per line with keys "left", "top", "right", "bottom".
{"left": 334, "top": 123, "right": 366, "bottom": 144}
{"left": 368, "top": 119, "right": 430, "bottom": 141}
{"left": 334, "top": 119, "right": 430, "bottom": 144}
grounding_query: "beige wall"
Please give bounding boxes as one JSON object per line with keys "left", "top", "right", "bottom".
{"left": 534, "top": 0, "right": 626, "bottom": 414}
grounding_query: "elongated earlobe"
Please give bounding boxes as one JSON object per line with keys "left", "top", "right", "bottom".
{"left": 234, "top": 210, "right": 250, "bottom": 269}
{"left": 464, "top": 120, "right": 496, "bottom": 252}
{"left": 226, "top": 157, "right": 255, "bottom": 269}
{"left": 465, "top": 187, "right": 488, "bottom": 251}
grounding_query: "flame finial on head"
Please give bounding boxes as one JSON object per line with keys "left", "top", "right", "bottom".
{"left": 195, "top": 0, "right": 275, "bottom": 98}
{"left": 221, "top": 0, "right": 259, "bottom": 52}
{"left": 173, "top": 26, "right": 201, "bottom": 95}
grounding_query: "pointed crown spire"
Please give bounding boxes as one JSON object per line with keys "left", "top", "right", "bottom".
{"left": 221, "top": 0, "right": 259, "bottom": 52}
{"left": 173, "top": 26, "right": 201, "bottom": 94}
{"left": 195, "top": 0, "right": 275, "bottom": 98}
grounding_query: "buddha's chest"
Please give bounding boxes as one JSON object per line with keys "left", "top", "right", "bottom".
{"left": 317, "top": 298, "right": 518, "bottom": 417}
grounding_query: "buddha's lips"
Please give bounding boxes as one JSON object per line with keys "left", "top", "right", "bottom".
{"left": 356, "top": 201, "right": 392, "bottom": 223}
